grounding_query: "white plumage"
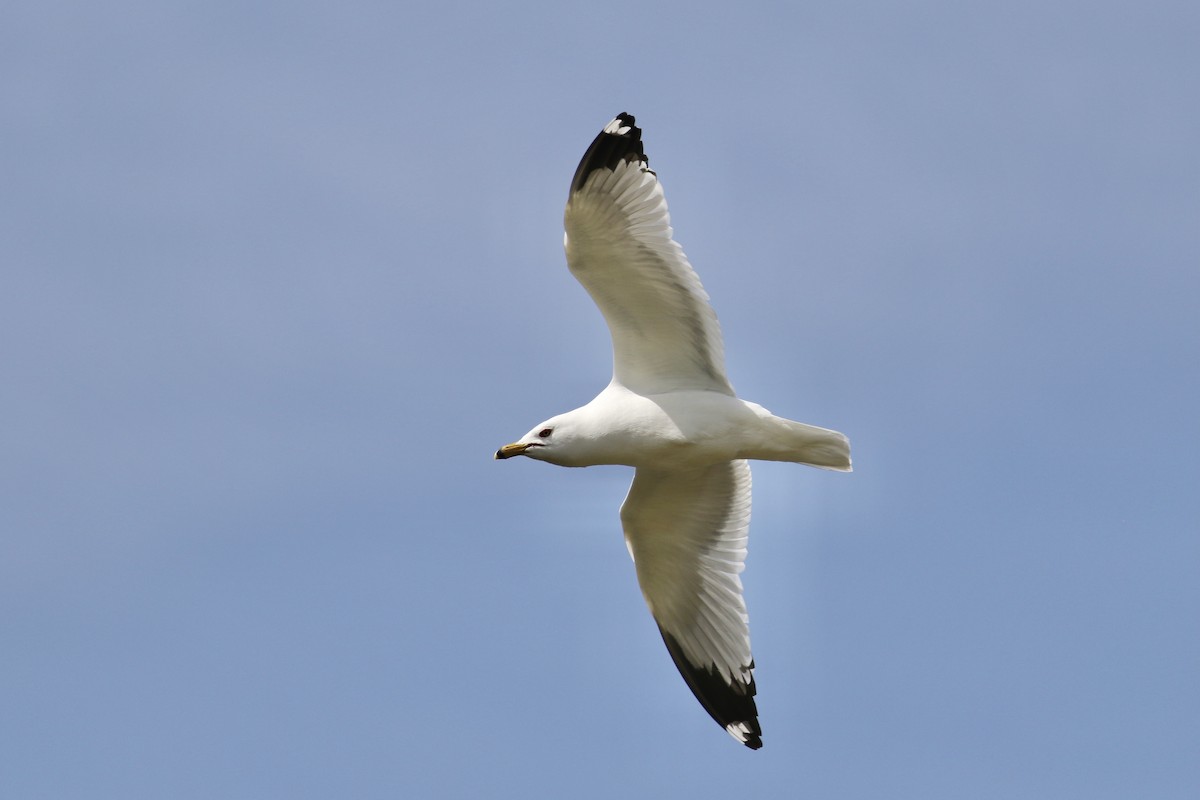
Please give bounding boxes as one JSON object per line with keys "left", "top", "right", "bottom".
{"left": 496, "top": 113, "right": 851, "bottom": 749}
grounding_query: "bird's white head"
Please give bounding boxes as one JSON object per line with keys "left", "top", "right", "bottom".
{"left": 495, "top": 411, "right": 600, "bottom": 467}
{"left": 495, "top": 416, "right": 567, "bottom": 464}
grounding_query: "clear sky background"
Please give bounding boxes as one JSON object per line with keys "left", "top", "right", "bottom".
{"left": 3, "top": 1, "right": 1197, "bottom": 797}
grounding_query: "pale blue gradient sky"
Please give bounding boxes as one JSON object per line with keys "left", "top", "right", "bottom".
{"left": 3, "top": 1, "right": 1198, "bottom": 797}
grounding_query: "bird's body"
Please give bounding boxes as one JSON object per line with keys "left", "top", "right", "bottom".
{"left": 525, "top": 382, "right": 849, "bottom": 471}
{"left": 496, "top": 113, "right": 850, "bottom": 749}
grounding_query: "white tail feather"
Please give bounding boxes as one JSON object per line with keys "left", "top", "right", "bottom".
{"left": 781, "top": 420, "right": 852, "bottom": 471}
{"left": 740, "top": 411, "right": 852, "bottom": 471}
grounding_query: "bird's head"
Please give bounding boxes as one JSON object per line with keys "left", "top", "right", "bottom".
{"left": 495, "top": 412, "right": 593, "bottom": 466}
{"left": 495, "top": 417, "right": 561, "bottom": 462}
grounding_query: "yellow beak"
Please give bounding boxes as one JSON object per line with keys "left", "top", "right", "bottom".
{"left": 494, "top": 442, "right": 532, "bottom": 460}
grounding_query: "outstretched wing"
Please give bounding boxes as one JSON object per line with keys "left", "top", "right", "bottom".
{"left": 564, "top": 113, "right": 734, "bottom": 396}
{"left": 620, "top": 460, "right": 761, "bottom": 748}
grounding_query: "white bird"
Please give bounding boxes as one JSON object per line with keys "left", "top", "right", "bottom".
{"left": 496, "top": 113, "right": 851, "bottom": 749}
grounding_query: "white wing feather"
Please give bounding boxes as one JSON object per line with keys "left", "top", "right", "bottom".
{"left": 620, "top": 459, "right": 761, "bottom": 746}
{"left": 563, "top": 123, "right": 733, "bottom": 396}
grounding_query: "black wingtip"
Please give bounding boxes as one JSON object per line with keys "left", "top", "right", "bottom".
{"left": 657, "top": 625, "right": 763, "bottom": 749}
{"left": 569, "top": 112, "right": 650, "bottom": 195}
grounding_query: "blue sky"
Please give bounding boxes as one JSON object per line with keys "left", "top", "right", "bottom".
{"left": 3, "top": 1, "right": 1197, "bottom": 797}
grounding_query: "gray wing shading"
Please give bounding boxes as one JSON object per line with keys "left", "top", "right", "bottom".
{"left": 563, "top": 113, "right": 734, "bottom": 396}
{"left": 620, "top": 459, "right": 762, "bottom": 748}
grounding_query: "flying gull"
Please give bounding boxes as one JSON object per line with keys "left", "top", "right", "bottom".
{"left": 496, "top": 113, "right": 851, "bottom": 749}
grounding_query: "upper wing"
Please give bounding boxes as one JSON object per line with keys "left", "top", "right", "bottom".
{"left": 563, "top": 113, "right": 734, "bottom": 396}
{"left": 620, "top": 459, "right": 761, "bottom": 748}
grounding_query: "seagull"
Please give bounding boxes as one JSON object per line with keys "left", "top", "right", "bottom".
{"left": 495, "top": 113, "right": 851, "bottom": 749}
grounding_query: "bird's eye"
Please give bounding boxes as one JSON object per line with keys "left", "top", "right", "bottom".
{"left": 538, "top": 428, "right": 553, "bottom": 438}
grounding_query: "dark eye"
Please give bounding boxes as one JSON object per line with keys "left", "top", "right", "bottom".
{"left": 538, "top": 427, "right": 553, "bottom": 438}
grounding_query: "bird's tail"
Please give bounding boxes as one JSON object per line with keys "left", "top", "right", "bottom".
{"left": 754, "top": 416, "right": 852, "bottom": 471}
